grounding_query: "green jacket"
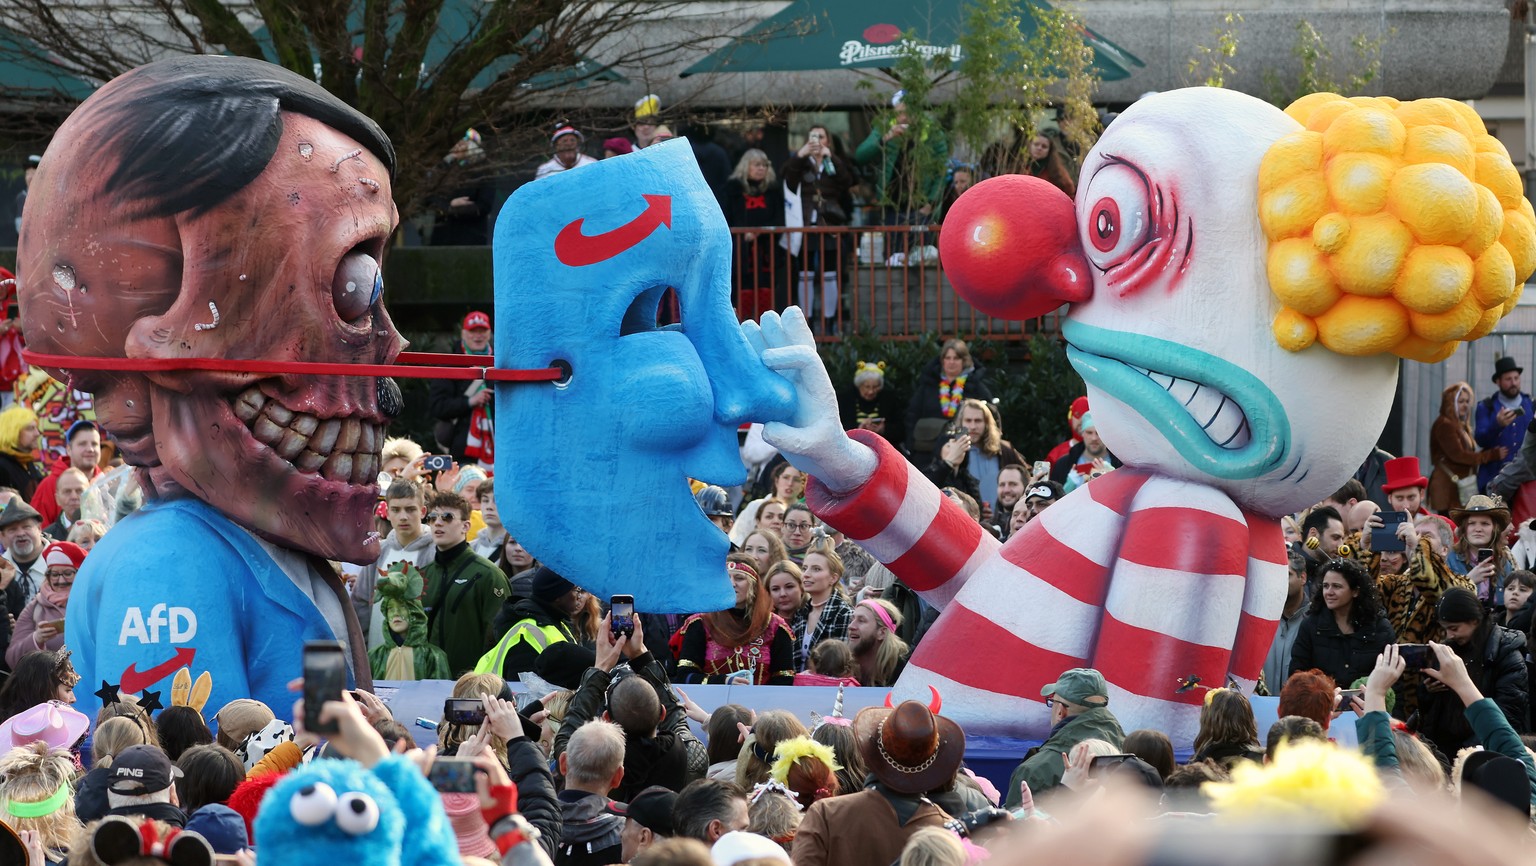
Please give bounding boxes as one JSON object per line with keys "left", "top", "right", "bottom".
{"left": 855, "top": 123, "right": 949, "bottom": 209}
{"left": 422, "top": 542, "right": 511, "bottom": 676}
{"left": 1005, "top": 707, "right": 1124, "bottom": 807}
{"left": 1359, "top": 698, "right": 1536, "bottom": 814}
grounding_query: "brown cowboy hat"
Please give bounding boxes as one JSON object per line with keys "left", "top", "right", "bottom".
{"left": 1449, "top": 494, "right": 1511, "bottom": 532}
{"left": 853, "top": 699, "right": 966, "bottom": 795}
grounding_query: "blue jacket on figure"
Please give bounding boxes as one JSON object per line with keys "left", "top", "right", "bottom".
{"left": 1475, "top": 392, "right": 1533, "bottom": 491}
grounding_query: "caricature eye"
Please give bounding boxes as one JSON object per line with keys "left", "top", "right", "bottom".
{"left": 333, "top": 247, "right": 381, "bottom": 323}
{"left": 290, "top": 782, "right": 337, "bottom": 826}
{"left": 335, "top": 792, "right": 380, "bottom": 835}
{"left": 1081, "top": 162, "right": 1153, "bottom": 271}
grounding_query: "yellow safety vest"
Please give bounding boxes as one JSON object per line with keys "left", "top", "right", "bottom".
{"left": 474, "top": 618, "right": 571, "bottom": 676}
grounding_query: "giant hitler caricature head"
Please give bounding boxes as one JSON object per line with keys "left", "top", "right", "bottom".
{"left": 17, "top": 56, "right": 404, "bottom": 564}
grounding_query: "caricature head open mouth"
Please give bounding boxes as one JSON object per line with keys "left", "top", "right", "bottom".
{"left": 1062, "top": 319, "right": 1291, "bottom": 481}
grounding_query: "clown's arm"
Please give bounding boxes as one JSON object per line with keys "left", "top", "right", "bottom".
{"left": 747, "top": 309, "right": 1001, "bottom": 607}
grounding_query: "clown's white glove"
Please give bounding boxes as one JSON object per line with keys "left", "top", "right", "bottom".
{"left": 742, "top": 307, "right": 877, "bottom": 494}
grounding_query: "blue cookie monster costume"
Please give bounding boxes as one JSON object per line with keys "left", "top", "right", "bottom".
{"left": 254, "top": 756, "right": 459, "bottom": 866}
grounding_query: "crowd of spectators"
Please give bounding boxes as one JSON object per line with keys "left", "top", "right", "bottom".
{"left": 1, "top": 311, "right": 1535, "bottom": 863}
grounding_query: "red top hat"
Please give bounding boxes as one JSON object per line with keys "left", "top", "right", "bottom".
{"left": 1381, "top": 456, "right": 1428, "bottom": 493}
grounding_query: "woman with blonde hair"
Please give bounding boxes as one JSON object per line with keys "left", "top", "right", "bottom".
{"left": 899, "top": 827, "right": 967, "bottom": 866}
{"left": 0, "top": 741, "right": 82, "bottom": 862}
{"left": 791, "top": 549, "right": 853, "bottom": 668}
{"left": 67, "top": 519, "right": 108, "bottom": 552}
{"left": 1429, "top": 381, "right": 1504, "bottom": 511}
{"left": 75, "top": 716, "right": 150, "bottom": 822}
{"left": 742, "top": 529, "right": 790, "bottom": 578}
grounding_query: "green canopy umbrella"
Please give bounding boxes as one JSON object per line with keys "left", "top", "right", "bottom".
{"left": 681, "top": 0, "right": 1143, "bottom": 81}
{"left": 0, "top": 28, "right": 97, "bottom": 102}
{"left": 249, "top": 0, "right": 626, "bottom": 92}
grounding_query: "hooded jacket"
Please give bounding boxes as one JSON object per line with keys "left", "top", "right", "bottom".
{"left": 368, "top": 576, "right": 452, "bottom": 681}
{"left": 1004, "top": 706, "right": 1124, "bottom": 806}
{"left": 357, "top": 528, "right": 436, "bottom": 649}
{"left": 554, "top": 790, "right": 623, "bottom": 866}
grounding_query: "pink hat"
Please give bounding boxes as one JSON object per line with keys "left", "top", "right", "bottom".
{"left": 42, "top": 541, "right": 86, "bottom": 570}
{"left": 0, "top": 701, "right": 89, "bottom": 750}
{"left": 441, "top": 792, "right": 499, "bottom": 859}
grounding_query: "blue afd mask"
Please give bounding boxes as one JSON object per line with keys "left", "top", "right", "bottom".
{"left": 492, "top": 140, "right": 796, "bottom": 613}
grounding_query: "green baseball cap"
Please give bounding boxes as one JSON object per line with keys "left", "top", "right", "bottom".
{"left": 1041, "top": 668, "right": 1109, "bottom": 707}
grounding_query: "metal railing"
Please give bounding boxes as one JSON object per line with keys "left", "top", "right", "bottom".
{"left": 727, "top": 225, "right": 1061, "bottom": 342}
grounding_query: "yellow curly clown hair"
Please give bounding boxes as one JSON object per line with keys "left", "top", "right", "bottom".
{"left": 1259, "top": 93, "right": 1536, "bottom": 362}
{"left": 1203, "top": 739, "right": 1383, "bottom": 827}
{"left": 769, "top": 736, "right": 841, "bottom": 785}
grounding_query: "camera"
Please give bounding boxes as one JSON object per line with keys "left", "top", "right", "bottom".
{"left": 422, "top": 454, "right": 454, "bottom": 472}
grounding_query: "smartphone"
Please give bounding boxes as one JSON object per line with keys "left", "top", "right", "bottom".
{"left": 1514, "top": 406, "right": 1527, "bottom": 417}
{"left": 610, "top": 595, "right": 635, "bottom": 638}
{"left": 1478, "top": 547, "right": 1495, "bottom": 562}
{"left": 302, "top": 641, "right": 348, "bottom": 735}
{"left": 1338, "top": 688, "right": 1365, "bottom": 706}
{"left": 1397, "top": 643, "right": 1440, "bottom": 671}
{"left": 426, "top": 756, "right": 479, "bottom": 793}
{"left": 43, "top": 619, "right": 64, "bottom": 632}
{"left": 1370, "top": 510, "right": 1408, "bottom": 552}
{"left": 444, "top": 698, "right": 487, "bottom": 726}
{"left": 422, "top": 454, "right": 454, "bottom": 472}
{"left": 1032, "top": 460, "right": 1051, "bottom": 478}
{"left": 1088, "top": 753, "right": 1136, "bottom": 776}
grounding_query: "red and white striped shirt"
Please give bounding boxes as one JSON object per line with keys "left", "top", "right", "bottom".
{"left": 807, "top": 431, "right": 1287, "bottom": 744}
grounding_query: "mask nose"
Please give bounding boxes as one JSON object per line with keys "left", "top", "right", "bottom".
{"left": 939, "top": 175, "right": 1092, "bottom": 320}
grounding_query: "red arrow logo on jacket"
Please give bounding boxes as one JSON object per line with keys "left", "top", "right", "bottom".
{"left": 119, "top": 647, "right": 196, "bottom": 694}
{"left": 553, "top": 195, "right": 672, "bottom": 267}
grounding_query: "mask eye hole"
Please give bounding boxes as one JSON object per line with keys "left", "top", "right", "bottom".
{"left": 621, "top": 286, "right": 679, "bottom": 336}
{"left": 335, "top": 792, "right": 379, "bottom": 835}
{"left": 290, "top": 782, "right": 337, "bottom": 826}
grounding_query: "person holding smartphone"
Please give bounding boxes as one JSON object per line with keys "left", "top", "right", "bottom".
{"left": 1445, "top": 496, "right": 1514, "bottom": 604}
{"left": 780, "top": 125, "right": 855, "bottom": 331}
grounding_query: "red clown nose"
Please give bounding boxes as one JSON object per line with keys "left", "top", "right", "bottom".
{"left": 938, "top": 175, "right": 1091, "bottom": 320}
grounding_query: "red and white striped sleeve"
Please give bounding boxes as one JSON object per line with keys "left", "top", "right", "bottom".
{"left": 804, "top": 430, "right": 999, "bottom": 608}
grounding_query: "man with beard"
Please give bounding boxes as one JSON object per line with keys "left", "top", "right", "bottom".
{"left": 421, "top": 490, "right": 509, "bottom": 675}
{"left": 30, "top": 420, "right": 102, "bottom": 527}
{"left": 846, "top": 598, "right": 909, "bottom": 687}
{"left": 993, "top": 463, "right": 1028, "bottom": 535}
{"left": 0, "top": 499, "right": 46, "bottom": 617}
{"left": 1476, "top": 356, "right": 1532, "bottom": 492}
{"left": 1415, "top": 587, "right": 1529, "bottom": 758}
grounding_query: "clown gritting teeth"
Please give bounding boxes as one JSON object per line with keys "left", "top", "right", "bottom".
{"left": 232, "top": 385, "right": 381, "bottom": 484}
{"left": 1127, "top": 365, "right": 1251, "bottom": 450}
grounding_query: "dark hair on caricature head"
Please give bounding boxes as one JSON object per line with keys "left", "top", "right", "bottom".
{"left": 87, "top": 55, "right": 396, "bottom": 219}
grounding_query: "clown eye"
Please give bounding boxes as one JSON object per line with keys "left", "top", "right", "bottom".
{"left": 290, "top": 782, "right": 337, "bottom": 826}
{"left": 335, "top": 792, "right": 379, "bottom": 835}
{"left": 1080, "top": 162, "right": 1153, "bottom": 271}
{"left": 333, "top": 247, "right": 381, "bottom": 323}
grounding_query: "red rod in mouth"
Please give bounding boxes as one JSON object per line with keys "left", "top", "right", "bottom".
{"left": 20, "top": 349, "right": 564, "bottom": 382}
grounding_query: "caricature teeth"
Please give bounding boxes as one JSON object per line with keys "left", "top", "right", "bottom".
{"left": 1125, "top": 365, "right": 1252, "bottom": 451}
{"left": 233, "top": 385, "right": 381, "bottom": 483}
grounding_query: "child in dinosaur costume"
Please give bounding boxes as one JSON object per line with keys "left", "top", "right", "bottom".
{"left": 369, "top": 563, "right": 450, "bottom": 681}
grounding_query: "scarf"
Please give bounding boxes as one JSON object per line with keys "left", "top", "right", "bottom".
{"left": 939, "top": 375, "right": 967, "bottom": 418}
{"left": 40, "top": 578, "right": 69, "bottom": 608}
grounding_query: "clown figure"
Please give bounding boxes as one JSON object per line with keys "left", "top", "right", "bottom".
{"left": 750, "top": 88, "right": 1535, "bottom": 744}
